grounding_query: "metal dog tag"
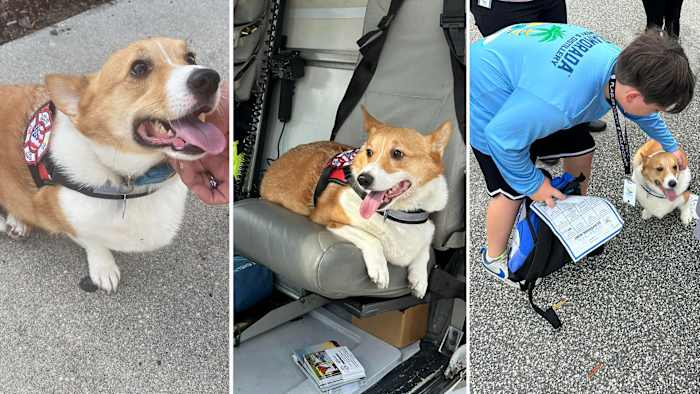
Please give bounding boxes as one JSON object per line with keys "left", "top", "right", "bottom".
{"left": 622, "top": 178, "right": 636, "bottom": 206}
{"left": 477, "top": 0, "right": 492, "bottom": 9}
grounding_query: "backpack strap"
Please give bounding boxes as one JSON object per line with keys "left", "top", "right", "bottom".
{"left": 330, "top": 0, "right": 405, "bottom": 140}
{"left": 523, "top": 200, "right": 562, "bottom": 329}
{"left": 441, "top": 0, "right": 466, "bottom": 143}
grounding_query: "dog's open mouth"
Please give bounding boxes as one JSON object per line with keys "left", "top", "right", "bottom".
{"left": 654, "top": 180, "right": 679, "bottom": 201}
{"left": 134, "top": 106, "right": 226, "bottom": 155}
{"left": 359, "top": 180, "right": 412, "bottom": 219}
{"left": 662, "top": 187, "right": 678, "bottom": 201}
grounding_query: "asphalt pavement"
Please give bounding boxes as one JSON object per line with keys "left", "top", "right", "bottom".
{"left": 0, "top": 0, "right": 229, "bottom": 392}
{"left": 469, "top": 1, "right": 700, "bottom": 392}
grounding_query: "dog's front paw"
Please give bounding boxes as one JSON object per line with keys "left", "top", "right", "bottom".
{"left": 365, "top": 254, "right": 390, "bottom": 289}
{"left": 408, "top": 270, "right": 428, "bottom": 299}
{"left": 89, "top": 262, "right": 121, "bottom": 293}
{"left": 642, "top": 209, "right": 652, "bottom": 220}
{"left": 6, "top": 215, "right": 30, "bottom": 239}
{"left": 681, "top": 209, "right": 693, "bottom": 226}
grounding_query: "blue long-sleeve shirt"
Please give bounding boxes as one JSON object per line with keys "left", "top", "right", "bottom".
{"left": 470, "top": 23, "right": 678, "bottom": 196}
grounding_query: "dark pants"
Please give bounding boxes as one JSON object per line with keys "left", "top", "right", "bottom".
{"left": 470, "top": 0, "right": 567, "bottom": 37}
{"left": 642, "top": 0, "right": 684, "bottom": 37}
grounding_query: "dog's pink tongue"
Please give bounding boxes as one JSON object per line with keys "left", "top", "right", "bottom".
{"left": 170, "top": 115, "right": 226, "bottom": 155}
{"left": 664, "top": 188, "right": 678, "bottom": 201}
{"left": 360, "top": 191, "right": 385, "bottom": 219}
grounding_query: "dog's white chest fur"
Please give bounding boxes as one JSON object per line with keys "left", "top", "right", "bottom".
{"left": 340, "top": 189, "right": 435, "bottom": 265}
{"left": 47, "top": 110, "right": 189, "bottom": 292}
{"left": 633, "top": 166, "right": 692, "bottom": 223}
{"left": 329, "top": 175, "right": 448, "bottom": 298}
{"left": 58, "top": 179, "right": 187, "bottom": 252}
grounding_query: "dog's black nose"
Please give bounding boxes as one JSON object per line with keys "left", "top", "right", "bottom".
{"left": 357, "top": 173, "right": 373, "bottom": 188}
{"left": 669, "top": 180, "right": 677, "bottom": 188}
{"left": 187, "top": 68, "right": 220, "bottom": 99}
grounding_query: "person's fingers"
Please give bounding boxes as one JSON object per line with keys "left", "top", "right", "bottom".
{"left": 552, "top": 188, "right": 567, "bottom": 201}
{"left": 176, "top": 160, "right": 207, "bottom": 188}
{"left": 189, "top": 181, "right": 228, "bottom": 205}
{"left": 545, "top": 196, "right": 555, "bottom": 208}
{"left": 168, "top": 158, "right": 229, "bottom": 204}
{"left": 200, "top": 153, "right": 229, "bottom": 181}
{"left": 680, "top": 151, "right": 688, "bottom": 170}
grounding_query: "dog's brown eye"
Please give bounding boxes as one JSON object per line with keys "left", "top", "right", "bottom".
{"left": 366, "top": 149, "right": 373, "bottom": 157}
{"left": 130, "top": 60, "right": 151, "bottom": 78}
{"left": 186, "top": 52, "right": 197, "bottom": 65}
{"left": 673, "top": 165, "right": 678, "bottom": 170}
{"left": 656, "top": 167, "right": 663, "bottom": 172}
{"left": 392, "top": 149, "right": 404, "bottom": 160}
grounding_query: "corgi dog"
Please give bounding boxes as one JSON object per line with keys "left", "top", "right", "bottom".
{"left": 632, "top": 140, "right": 692, "bottom": 225}
{"left": 261, "top": 108, "right": 451, "bottom": 298}
{"left": 0, "top": 38, "right": 226, "bottom": 292}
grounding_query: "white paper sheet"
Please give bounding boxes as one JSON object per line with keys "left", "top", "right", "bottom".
{"left": 530, "top": 196, "right": 624, "bottom": 262}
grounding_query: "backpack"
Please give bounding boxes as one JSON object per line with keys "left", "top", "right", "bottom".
{"left": 507, "top": 172, "right": 599, "bottom": 329}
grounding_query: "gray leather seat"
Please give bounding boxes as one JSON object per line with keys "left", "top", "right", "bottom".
{"left": 234, "top": 0, "right": 464, "bottom": 300}
{"left": 234, "top": 199, "right": 412, "bottom": 299}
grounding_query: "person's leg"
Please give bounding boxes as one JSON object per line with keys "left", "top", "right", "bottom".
{"left": 470, "top": 0, "right": 543, "bottom": 37}
{"left": 642, "top": 0, "right": 664, "bottom": 30}
{"left": 472, "top": 147, "right": 525, "bottom": 286}
{"left": 486, "top": 195, "right": 522, "bottom": 257}
{"left": 538, "top": 0, "right": 567, "bottom": 23}
{"left": 664, "top": 0, "right": 684, "bottom": 37}
{"left": 531, "top": 124, "right": 596, "bottom": 190}
{"left": 563, "top": 153, "right": 593, "bottom": 195}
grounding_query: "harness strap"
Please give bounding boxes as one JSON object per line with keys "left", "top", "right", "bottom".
{"left": 441, "top": 0, "right": 466, "bottom": 143}
{"left": 330, "top": 0, "right": 404, "bottom": 140}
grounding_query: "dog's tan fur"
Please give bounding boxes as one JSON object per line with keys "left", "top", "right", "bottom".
{"left": 261, "top": 141, "right": 350, "bottom": 216}
{"left": 0, "top": 85, "right": 73, "bottom": 235}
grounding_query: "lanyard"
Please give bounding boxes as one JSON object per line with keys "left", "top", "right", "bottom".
{"left": 608, "top": 75, "right": 631, "bottom": 175}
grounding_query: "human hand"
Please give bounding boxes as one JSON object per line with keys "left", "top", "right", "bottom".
{"left": 672, "top": 147, "right": 688, "bottom": 170}
{"left": 170, "top": 82, "right": 229, "bottom": 205}
{"left": 530, "top": 177, "right": 566, "bottom": 208}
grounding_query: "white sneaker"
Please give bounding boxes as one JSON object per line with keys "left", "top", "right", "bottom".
{"left": 479, "top": 247, "right": 519, "bottom": 288}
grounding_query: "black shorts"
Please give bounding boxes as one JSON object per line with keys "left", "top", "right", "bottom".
{"left": 472, "top": 124, "right": 595, "bottom": 200}
{"left": 470, "top": 0, "right": 567, "bottom": 37}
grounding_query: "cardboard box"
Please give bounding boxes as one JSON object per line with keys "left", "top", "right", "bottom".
{"left": 351, "top": 303, "right": 428, "bottom": 348}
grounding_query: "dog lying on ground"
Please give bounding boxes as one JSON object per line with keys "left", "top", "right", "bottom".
{"left": 0, "top": 38, "right": 226, "bottom": 292}
{"left": 633, "top": 140, "right": 692, "bottom": 225}
{"left": 261, "top": 108, "right": 451, "bottom": 298}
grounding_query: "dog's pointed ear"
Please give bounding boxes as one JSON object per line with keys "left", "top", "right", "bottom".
{"left": 429, "top": 121, "right": 452, "bottom": 156}
{"left": 45, "top": 74, "right": 89, "bottom": 116}
{"left": 361, "top": 105, "right": 382, "bottom": 134}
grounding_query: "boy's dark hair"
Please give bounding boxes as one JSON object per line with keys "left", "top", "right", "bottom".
{"left": 615, "top": 30, "right": 695, "bottom": 114}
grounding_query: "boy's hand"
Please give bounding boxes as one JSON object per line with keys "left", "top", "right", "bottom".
{"left": 672, "top": 148, "right": 688, "bottom": 170}
{"left": 531, "top": 178, "right": 566, "bottom": 208}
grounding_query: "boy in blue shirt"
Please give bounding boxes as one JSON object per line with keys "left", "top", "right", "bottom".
{"left": 471, "top": 24, "right": 695, "bottom": 285}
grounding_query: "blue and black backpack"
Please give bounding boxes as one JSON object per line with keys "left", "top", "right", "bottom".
{"left": 507, "top": 172, "right": 602, "bottom": 329}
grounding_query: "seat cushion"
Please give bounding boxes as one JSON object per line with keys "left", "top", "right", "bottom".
{"left": 233, "top": 199, "right": 412, "bottom": 299}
